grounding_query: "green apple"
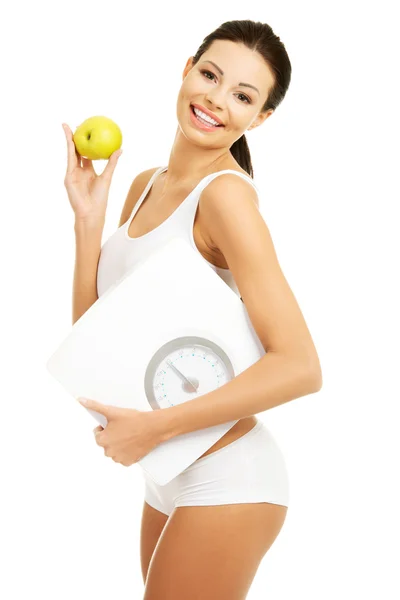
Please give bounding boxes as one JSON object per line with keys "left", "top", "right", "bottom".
{"left": 73, "top": 116, "right": 123, "bottom": 160}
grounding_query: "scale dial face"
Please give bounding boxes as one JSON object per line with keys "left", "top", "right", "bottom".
{"left": 144, "top": 336, "right": 235, "bottom": 410}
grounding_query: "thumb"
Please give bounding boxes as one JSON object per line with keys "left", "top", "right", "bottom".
{"left": 78, "top": 397, "right": 113, "bottom": 416}
{"left": 102, "top": 149, "right": 123, "bottom": 180}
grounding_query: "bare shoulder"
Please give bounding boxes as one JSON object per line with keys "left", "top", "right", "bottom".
{"left": 214, "top": 167, "right": 259, "bottom": 208}
{"left": 200, "top": 168, "right": 259, "bottom": 253}
{"left": 118, "top": 166, "right": 161, "bottom": 228}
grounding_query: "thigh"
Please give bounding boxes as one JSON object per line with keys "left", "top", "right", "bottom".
{"left": 140, "top": 501, "right": 169, "bottom": 585}
{"left": 140, "top": 419, "right": 289, "bottom": 589}
{"left": 143, "top": 502, "right": 288, "bottom": 600}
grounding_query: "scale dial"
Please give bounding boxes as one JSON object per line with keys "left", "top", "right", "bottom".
{"left": 144, "top": 336, "right": 235, "bottom": 410}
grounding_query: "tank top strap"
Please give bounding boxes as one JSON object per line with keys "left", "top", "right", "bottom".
{"left": 182, "top": 169, "right": 259, "bottom": 245}
{"left": 183, "top": 169, "right": 259, "bottom": 225}
{"left": 128, "top": 167, "right": 258, "bottom": 224}
{"left": 128, "top": 165, "right": 167, "bottom": 221}
{"left": 196, "top": 169, "right": 259, "bottom": 196}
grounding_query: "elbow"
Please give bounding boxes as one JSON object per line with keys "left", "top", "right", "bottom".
{"left": 306, "top": 363, "right": 323, "bottom": 392}
{"left": 299, "top": 349, "right": 323, "bottom": 392}
{"left": 273, "top": 350, "right": 323, "bottom": 392}
{"left": 292, "top": 355, "right": 323, "bottom": 393}
{"left": 309, "top": 373, "right": 323, "bottom": 393}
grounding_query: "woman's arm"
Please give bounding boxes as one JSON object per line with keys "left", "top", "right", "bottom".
{"left": 72, "top": 167, "right": 160, "bottom": 325}
{"left": 72, "top": 219, "right": 104, "bottom": 325}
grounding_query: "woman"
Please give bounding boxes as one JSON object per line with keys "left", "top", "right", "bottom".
{"left": 63, "top": 19, "right": 322, "bottom": 600}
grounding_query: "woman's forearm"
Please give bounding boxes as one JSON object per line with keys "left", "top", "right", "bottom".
{"left": 72, "top": 219, "right": 104, "bottom": 325}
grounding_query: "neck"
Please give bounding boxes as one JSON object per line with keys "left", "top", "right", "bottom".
{"left": 162, "top": 126, "right": 231, "bottom": 189}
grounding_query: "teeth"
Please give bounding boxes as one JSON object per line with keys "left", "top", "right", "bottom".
{"left": 193, "top": 106, "right": 221, "bottom": 126}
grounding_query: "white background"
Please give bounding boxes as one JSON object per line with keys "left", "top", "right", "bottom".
{"left": 1, "top": 0, "right": 399, "bottom": 598}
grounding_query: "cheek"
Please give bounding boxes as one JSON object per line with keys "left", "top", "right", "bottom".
{"left": 182, "top": 80, "right": 198, "bottom": 97}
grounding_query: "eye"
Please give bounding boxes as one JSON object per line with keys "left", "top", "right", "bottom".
{"left": 237, "top": 93, "right": 251, "bottom": 104}
{"left": 201, "top": 69, "right": 216, "bottom": 82}
{"left": 200, "top": 70, "right": 252, "bottom": 104}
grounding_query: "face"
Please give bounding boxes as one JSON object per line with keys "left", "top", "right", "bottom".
{"left": 177, "top": 39, "right": 275, "bottom": 146}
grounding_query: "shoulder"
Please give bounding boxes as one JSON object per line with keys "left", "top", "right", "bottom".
{"left": 128, "top": 166, "right": 163, "bottom": 197}
{"left": 133, "top": 166, "right": 163, "bottom": 188}
{"left": 199, "top": 171, "right": 260, "bottom": 250}
{"left": 129, "top": 167, "right": 161, "bottom": 193}
{"left": 203, "top": 170, "right": 259, "bottom": 210}
{"left": 198, "top": 170, "right": 265, "bottom": 273}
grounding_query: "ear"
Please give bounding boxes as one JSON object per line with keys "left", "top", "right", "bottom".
{"left": 248, "top": 109, "right": 274, "bottom": 131}
{"left": 183, "top": 56, "right": 195, "bottom": 79}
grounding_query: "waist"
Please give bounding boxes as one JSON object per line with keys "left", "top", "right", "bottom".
{"left": 196, "top": 416, "right": 258, "bottom": 460}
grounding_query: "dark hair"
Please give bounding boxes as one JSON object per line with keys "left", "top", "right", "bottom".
{"left": 191, "top": 19, "right": 292, "bottom": 178}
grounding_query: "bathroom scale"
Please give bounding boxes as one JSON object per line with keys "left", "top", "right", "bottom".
{"left": 46, "top": 237, "right": 266, "bottom": 486}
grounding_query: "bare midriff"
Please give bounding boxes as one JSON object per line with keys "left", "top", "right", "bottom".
{"left": 196, "top": 415, "right": 258, "bottom": 460}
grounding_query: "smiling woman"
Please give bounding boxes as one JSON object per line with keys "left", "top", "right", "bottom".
{"left": 183, "top": 21, "right": 292, "bottom": 179}
{"left": 124, "top": 19, "right": 314, "bottom": 600}
{"left": 69, "top": 17, "right": 319, "bottom": 600}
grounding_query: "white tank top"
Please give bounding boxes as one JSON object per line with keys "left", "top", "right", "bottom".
{"left": 97, "top": 165, "right": 259, "bottom": 300}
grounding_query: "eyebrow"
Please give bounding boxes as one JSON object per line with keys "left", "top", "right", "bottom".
{"left": 201, "top": 60, "right": 260, "bottom": 95}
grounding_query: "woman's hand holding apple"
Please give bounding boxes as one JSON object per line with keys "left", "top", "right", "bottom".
{"left": 62, "top": 122, "right": 123, "bottom": 225}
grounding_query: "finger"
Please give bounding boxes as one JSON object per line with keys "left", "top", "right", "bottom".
{"left": 63, "top": 123, "right": 80, "bottom": 174}
{"left": 75, "top": 145, "right": 82, "bottom": 169}
{"left": 72, "top": 127, "right": 82, "bottom": 168}
{"left": 82, "top": 157, "right": 96, "bottom": 176}
{"left": 101, "top": 148, "right": 123, "bottom": 181}
{"left": 78, "top": 397, "right": 110, "bottom": 416}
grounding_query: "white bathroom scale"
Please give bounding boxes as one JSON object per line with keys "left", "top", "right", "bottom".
{"left": 46, "top": 237, "right": 266, "bottom": 485}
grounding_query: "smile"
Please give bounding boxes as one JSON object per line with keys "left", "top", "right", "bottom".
{"left": 190, "top": 105, "right": 225, "bottom": 131}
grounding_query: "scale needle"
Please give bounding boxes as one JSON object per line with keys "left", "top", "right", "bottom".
{"left": 166, "top": 359, "right": 198, "bottom": 392}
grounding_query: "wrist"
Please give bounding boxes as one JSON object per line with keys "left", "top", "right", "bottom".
{"left": 149, "top": 406, "right": 177, "bottom": 443}
{"left": 74, "top": 217, "right": 105, "bottom": 233}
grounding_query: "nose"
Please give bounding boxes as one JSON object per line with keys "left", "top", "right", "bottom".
{"left": 204, "top": 90, "right": 225, "bottom": 112}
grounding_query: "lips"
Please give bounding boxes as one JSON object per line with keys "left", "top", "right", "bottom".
{"left": 191, "top": 104, "right": 225, "bottom": 126}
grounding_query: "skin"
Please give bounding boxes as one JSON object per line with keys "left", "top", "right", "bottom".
{"left": 160, "top": 39, "right": 276, "bottom": 192}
